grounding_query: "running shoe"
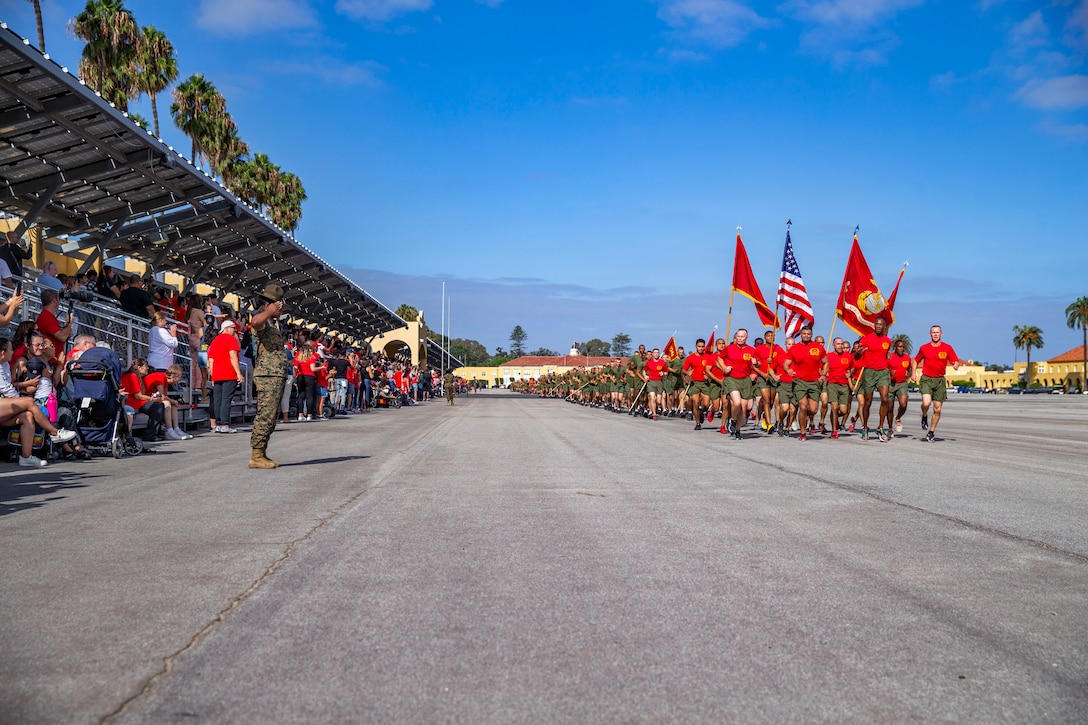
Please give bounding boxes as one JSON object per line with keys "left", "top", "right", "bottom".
{"left": 19, "top": 455, "right": 46, "bottom": 468}
{"left": 653, "top": 414, "right": 658, "bottom": 421}
{"left": 732, "top": 431, "right": 742, "bottom": 441}
{"left": 798, "top": 433, "right": 806, "bottom": 442}
{"left": 727, "top": 418, "right": 736, "bottom": 434}
{"left": 694, "top": 423, "right": 702, "bottom": 431}
{"left": 707, "top": 410, "right": 714, "bottom": 423}
{"left": 719, "top": 425, "right": 728, "bottom": 434}
{"left": 895, "top": 419, "right": 903, "bottom": 433}
{"left": 878, "top": 429, "right": 889, "bottom": 442}
{"left": 861, "top": 428, "right": 869, "bottom": 440}
{"left": 926, "top": 431, "right": 935, "bottom": 442}
{"left": 848, "top": 421, "right": 855, "bottom": 433}
{"left": 819, "top": 424, "right": 829, "bottom": 435}
{"left": 50, "top": 428, "right": 77, "bottom": 445}
{"left": 830, "top": 430, "right": 839, "bottom": 439}
{"left": 921, "top": 414, "right": 929, "bottom": 431}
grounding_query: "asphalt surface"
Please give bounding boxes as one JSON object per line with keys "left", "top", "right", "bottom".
{"left": 1, "top": 391, "right": 1086, "bottom": 724}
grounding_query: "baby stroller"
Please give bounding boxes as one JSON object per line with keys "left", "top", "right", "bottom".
{"left": 64, "top": 359, "right": 143, "bottom": 458}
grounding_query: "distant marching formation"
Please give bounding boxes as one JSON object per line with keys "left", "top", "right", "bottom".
{"left": 523, "top": 226, "right": 963, "bottom": 442}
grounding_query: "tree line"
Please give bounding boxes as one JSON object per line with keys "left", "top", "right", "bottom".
{"left": 48, "top": 0, "right": 307, "bottom": 231}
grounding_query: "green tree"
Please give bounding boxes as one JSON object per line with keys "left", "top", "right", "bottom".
{"left": 509, "top": 325, "right": 527, "bottom": 357}
{"left": 127, "top": 111, "right": 149, "bottom": 130}
{"left": 170, "top": 73, "right": 225, "bottom": 166}
{"left": 579, "top": 338, "right": 610, "bottom": 357}
{"left": 395, "top": 304, "right": 419, "bottom": 322}
{"left": 529, "top": 347, "right": 558, "bottom": 356}
{"left": 134, "top": 24, "right": 177, "bottom": 138}
{"left": 71, "top": 0, "right": 140, "bottom": 110}
{"left": 1013, "top": 325, "right": 1044, "bottom": 389}
{"left": 891, "top": 333, "right": 913, "bottom": 355}
{"left": 27, "top": 0, "right": 46, "bottom": 53}
{"left": 610, "top": 332, "right": 632, "bottom": 356}
{"left": 450, "top": 338, "right": 489, "bottom": 366}
{"left": 1066, "top": 296, "right": 1088, "bottom": 392}
{"left": 268, "top": 170, "right": 306, "bottom": 231}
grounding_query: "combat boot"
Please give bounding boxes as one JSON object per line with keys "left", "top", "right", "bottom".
{"left": 249, "top": 448, "right": 278, "bottom": 469}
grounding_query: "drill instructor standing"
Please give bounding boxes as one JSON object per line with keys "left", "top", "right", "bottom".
{"left": 249, "top": 284, "right": 290, "bottom": 469}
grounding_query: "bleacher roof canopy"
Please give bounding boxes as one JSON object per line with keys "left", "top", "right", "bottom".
{"left": 0, "top": 23, "right": 411, "bottom": 343}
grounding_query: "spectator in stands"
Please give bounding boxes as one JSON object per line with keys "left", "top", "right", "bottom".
{"left": 148, "top": 311, "right": 179, "bottom": 371}
{"left": 205, "top": 293, "right": 227, "bottom": 331}
{"left": 121, "top": 358, "right": 166, "bottom": 443}
{"left": 207, "top": 320, "right": 242, "bottom": 433}
{"left": 0, "top": 286, "right": 25, "bottom": 327}
{"left": 293, "top": 341, "right": 321, "bottom": 422}
{"left": 96, "top": 266, "right": 121, "bottom": 303}
{"left": 119, "top": 275, "right": 155, "bottom": 319}
{"left": 0, "top": 230, "right": 32, "bottom": 281}
{"left": 67, "top": 334, "right": 122, "bottom": 386}
{"left": 36, "top": 260, "right": 63, "bottom": 291}
{"left": 36, "top": 289, "right": 74, "bottom": 356}
{"left": 186, "top": 294, "right": 208, "bottom": 403}
{"left": 0, "top": 390, "right": 77, "bottom": 469}
{"left": 143, "top": 363, "right": 191, "bottom": 440}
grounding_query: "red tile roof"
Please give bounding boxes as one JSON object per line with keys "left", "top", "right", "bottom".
{"left": 1047, "top": 346, "right": 1088, "bottom": 363}
{"left": 500, "top": 355, "right": 629, "bottom": 367}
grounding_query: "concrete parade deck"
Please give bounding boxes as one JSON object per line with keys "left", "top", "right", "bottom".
{"left": 1, "top": 392, "right": 1086, "bottom": 723}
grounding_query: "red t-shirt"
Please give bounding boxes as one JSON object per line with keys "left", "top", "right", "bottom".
{"left": 826, "top": 352, "right": 854, "bottom": 385}
{"left": 36, "top": 309, "right": 64, "bottom": 355}
{"left": 682, "top": 352, "right": 710, "bottom": 382}
{"left": 915, "top": 342, "right": 959, "bottom": 378}
{"left": 889, "top": 352, "right": 912, "bottom": 383}
{"left": 143, "top": 370, "right": 169, "bottom": 396}
{"left": 859, "top": 333, "right": 891, "bottom": 370}
{"left": 774, "top": 345, "right": 794, "bottom": 383}
{"left": 706, "top": 350, "right": 726, "bottom": 382}
{"left": 121, "top": 371, "right": 144, "bottom": 410}
{"left": 294, "top": 353, "right": 316, "bottom": 377}
{"left": 207, "top": 333, "right": 241, "bottom": 382}
{"left": 644, "top": 358, "right": 667, "bottom": 381}
{"left": 787, "top": 342, "right": 826, "bottom": 382}
{"left": 722, "top": 344, "right": 756, "bottom": 378}
{"left": 316, "top": 366, "right": 329, "bottom": 388}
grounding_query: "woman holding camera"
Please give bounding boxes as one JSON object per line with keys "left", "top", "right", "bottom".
{"left": 148, "top": 311, "right": 179, "bottom": 371}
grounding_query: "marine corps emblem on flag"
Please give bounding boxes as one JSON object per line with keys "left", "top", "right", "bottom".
{"left": 859, "top": 286, "right": 887, "bottom": 315}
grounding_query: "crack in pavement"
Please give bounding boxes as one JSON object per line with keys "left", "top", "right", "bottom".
{"left": 100, "top": 485, "right": 375, "bottom": 724}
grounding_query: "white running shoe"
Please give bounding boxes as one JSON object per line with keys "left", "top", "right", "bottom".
{"left": 19, "top": 455, "right": 47, "bottom": 468}
{"left": 165, "top": 429, "right": 185, "bottom": 440}
{"left": 895, "top": 420, "right": 903, "bottom": 433}
{"left": 50, "top": 428, "right": 77, "bottom": 445}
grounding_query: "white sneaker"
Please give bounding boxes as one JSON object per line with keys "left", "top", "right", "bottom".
{"left": 165, "top": 429, "right": 184, "bottom": 440}
{"left": 50, "top": 428, "right": 77, "bottom": 445}
{"left": 213, "top": 425, "right": 223, "bottom": 433}
{"left": 19, "top": 455, "right": 47, "bottom": 468}
{"left": 181, "top": 430, "right": 194, "bottom": 440}
{"left": 895, "top": 420, "right": 903, "bottom": 433}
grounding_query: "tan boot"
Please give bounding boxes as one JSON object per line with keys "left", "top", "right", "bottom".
{"left": 249, "top": 448, "right": 278, "bottom": 469}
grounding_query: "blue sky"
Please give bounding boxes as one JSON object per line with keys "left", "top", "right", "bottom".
{"left": 5, "top": 0, "right": 1087, "bottom": 364}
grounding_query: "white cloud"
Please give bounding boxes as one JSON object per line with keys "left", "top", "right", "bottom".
{"left": 1010, "top": 10, "right": 1049, "bottom": 50}
{"left": 1038, "top": 118, "right": 1088, "bottom": 140}
{"left": 1015, "top": 74, "right": 1088, "bottom": 110}
{"left": 656, "top": 0, "right": 773, "bottom": 48}
{"left": 777, "top": 0, "right": 924, "bottom": 66}
{"left": 335, "top": 0, "right": 433, "bottom": 22}
{"left": 475, "top": 0, "right": 505, "bottom": 7}
{"left": 1065, "top": 0, "right": 1088, "bottom": 49}
{"left": 267, "top": 57, "right": 387, "bottom": 87}
{"left": 196, "top": 0, "right": 319, "bottom": 36}
{"left": 777, "top": 0, "right": 924, "bottom": 27}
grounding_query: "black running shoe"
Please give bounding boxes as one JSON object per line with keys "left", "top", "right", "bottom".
{"left": 925, "top": 431, "right": 935, "bottom": 442}
{"left": 732, "top": 430, "right": 742, "bottom": 441}
{"left": 694, "top": 423, "right": 702, "bottom": 431}
{"left": 921, "top": 413, "right": 929, "bottom": 431}
{"left": 727, "top": 418, "right": 736, "bottom": 434}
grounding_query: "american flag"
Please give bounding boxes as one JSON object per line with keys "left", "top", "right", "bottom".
{"left": 777, "top": 230, "right": 814, "bottom": 337}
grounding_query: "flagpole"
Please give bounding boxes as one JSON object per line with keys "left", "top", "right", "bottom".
{"left": 829, "top": 280, "right": 847, "bottom": 343}
{"left": 773, "top": 219, "right": 790, "bottom": 335}
{"left": 726, "top": 225, "right": 740, "bottom": 340}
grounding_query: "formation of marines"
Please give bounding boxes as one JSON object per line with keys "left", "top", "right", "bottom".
{"left": 528, "top": 318, "right": 962, "bottom": 442}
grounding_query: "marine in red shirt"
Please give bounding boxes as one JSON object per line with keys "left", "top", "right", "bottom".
{"left": 853, "top": 316, "right": 893, "bottom": 441}
{"left": 824, "top": 337, "right": 854, "bottom": 437}
{"left": 681, "top": 338, "right": 711, "bottom": 429}
{"left": 782, "top": 326, "right": 826, "bottom": 440}
{"left": 888, "top": 340, "right": 913, "bottom": 433}
{"left": 643, "top": 348, "right": 668, "bottom": 419}
{"left": 911, "top": 325, "right": 962, "bottom": 440}
{"left": 717, "top": 329, "right": 759, "bottom": 439}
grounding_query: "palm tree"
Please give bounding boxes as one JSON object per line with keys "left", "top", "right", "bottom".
{"left": 891, "top": 333, "right": 913, "bottom": 355}
{"left": 205, "top": 116, "right": 249, "bottom": 180}
{"left": 395, "top": 304, "right": 419, "bottom": 322}
{"left": 1066, "top": 296, "right": 1088, "bottom": 393}
{"left": 268, "top": 171, "right": 306, "bottom": 232}
{"left": 27, "top": 0, "right": 46, "bottom": 53}
{"left": 134, "top": 25, "right": 177, "bottom": 138}
{"left": 1013, "top": 325, "right": 1044, "bottom": 388}
{"left": 71, "top": 0, "right": 139, "bottom": 110}
{"left": 170, "top": 74, "right": 225, "bottom": 166}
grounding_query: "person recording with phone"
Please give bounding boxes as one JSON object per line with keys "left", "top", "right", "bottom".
{"left": 0, "top": 282, "right": 25, "bottom": 326}
{"left": 0, "top": 230, "right": 32, "bottom": 281}
{"left": 35, "top": 289, "right": 74, "bottom": 355}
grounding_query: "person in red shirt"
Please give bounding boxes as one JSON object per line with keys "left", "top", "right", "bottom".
{"left": 824, "top": 337, "right": 855, "bottom": 439}
{"left": 854, "top": 316, "right": 893, "bottom": 441}
{"left": 35, "top": 289, "right": 74, "bottom": 358}
{"left": 912, "top": 325, "right": 962, "bottom": 441}
{"left": 143, "top": 364, "right": 191, "bottom": 440}
{"left": 705, "top": 338, "right": 727, "bottom": 425}
{"left": 716, "top": 329, "right": 759, "bottom": 440}
{"left": 771, "top": 336, "right": 796, "bottom": 436}
{"left": 207, "top": 321, "right": 243, "bottom": 433}
{"left": 642, "top": 348, "right": 668, "bottom": 420}
{"left": 888, "top": 338, "right": 913, "bottom": 435}
{"left": 681, "top": 339, "right": 711, "bottom": 430}
{"left": 783, "top": 326, "right": 827, "bottom": 441}
{"left": 121, "top": 358, "right": 166, "bottom": 442}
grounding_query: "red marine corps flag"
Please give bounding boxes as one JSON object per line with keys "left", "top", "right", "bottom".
{"left": 731, "top": 232, "right": 778, "bottom": 328}
{"left": 836, "top": 227, "right": 905, "bottom": 334}
{"left": 663, "top": 335, "right": 679, "bottom": 361}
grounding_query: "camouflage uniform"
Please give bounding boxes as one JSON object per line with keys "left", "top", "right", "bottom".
{"left": 251, "top": 319, "right": 290, "bottom": 452}
{"left": 443, "top": 372, "right": 456, "bottom": 404}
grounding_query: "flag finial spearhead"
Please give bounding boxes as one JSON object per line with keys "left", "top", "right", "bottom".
{"left": 786, "top": 218, "right": 792, "bottom": 228}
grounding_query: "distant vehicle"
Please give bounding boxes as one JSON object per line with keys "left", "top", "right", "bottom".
{"left": 1051, "top": 389, "right": 1065, "bottom": 394}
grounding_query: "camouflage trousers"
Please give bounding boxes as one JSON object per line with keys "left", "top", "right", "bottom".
{"left": 251, "top": 375, "right": 286, "bottom": 450}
